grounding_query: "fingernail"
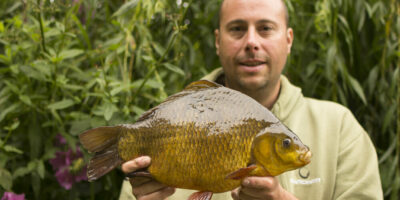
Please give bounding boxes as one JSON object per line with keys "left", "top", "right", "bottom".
{"left": 139, "top": 156, "right": 150, "bottom": 164}
{"left": 165, "top": 187, "right": 175, "bottom": 194}
{"left": 243, "top": 179, "right": 250, "bottom": 186}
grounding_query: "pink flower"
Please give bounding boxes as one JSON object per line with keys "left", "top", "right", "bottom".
{"left": 1, "top": 192, "right": 25, "bottom": 200}
{"left": 49, "top": 135, "right": 87, "bottom": 190}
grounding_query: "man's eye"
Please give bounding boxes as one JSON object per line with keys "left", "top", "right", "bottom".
{"left": 230, "top": 26, "right": 244, "bottom": 32}
{"left": 260, "top": 26, "right": 271, "bottom": 31}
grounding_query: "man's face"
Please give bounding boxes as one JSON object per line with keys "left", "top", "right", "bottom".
{"left": 215, "top": 0, "right": 293, "bottom": 93}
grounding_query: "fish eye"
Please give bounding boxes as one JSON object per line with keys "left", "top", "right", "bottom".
{"left": 282, "top": 138, "right": 291, "bottom": 148}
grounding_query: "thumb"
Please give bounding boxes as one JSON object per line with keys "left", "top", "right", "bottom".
{"left": 231, "top": 188, "right": 240, "bottom": 200}
{"left": 121, "top": 156, "right": 151, "bottom": 173}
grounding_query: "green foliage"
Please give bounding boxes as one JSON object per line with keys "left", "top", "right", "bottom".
{"left": 0, "top": 0, "right": 398, "bottom": 199}
{"left": 285, "top": 0, "right": 399, "bottom": 198}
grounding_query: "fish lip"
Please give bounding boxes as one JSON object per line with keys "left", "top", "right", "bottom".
{"left": 299, "top": 151, "right": 312, "bottom": 164}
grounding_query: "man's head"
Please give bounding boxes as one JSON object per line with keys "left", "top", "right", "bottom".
{"left": 218, "top": 0, "right": 290, "bottom": 28}
{"left": 215, "top": 0, "right": 293, "bottom": 99}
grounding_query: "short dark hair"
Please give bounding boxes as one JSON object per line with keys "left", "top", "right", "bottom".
{"left": 217, "top": 0, "right": 290, "bottom": 28}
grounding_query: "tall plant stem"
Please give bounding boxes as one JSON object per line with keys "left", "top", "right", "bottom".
{"left": 36, "top": 0, "right": 47, "bottom": 53}
{"left": 132, "top": 31, "right": 179, "bottom": 101}
{"left": 395, "top": 0, "right": 400, "bottom": 194}
{"left": 0, "top": 130, "right": 12, "bottom": 149}
{"left": 131, "top": 0, "right": 193, "bottom": 101}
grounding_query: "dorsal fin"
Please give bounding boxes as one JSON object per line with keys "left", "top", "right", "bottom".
{"left": 136, "top": 80, "right": 221, "bottom": 123}
{"left": 136, "top": 107, "right": 158, "bottom": 122}
{"left": 184, "top": 80, "right": 222, "bottom": 91}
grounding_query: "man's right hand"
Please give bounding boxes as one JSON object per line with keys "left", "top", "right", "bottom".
{"left": 121, "top": 156, "right": 176, "bottom": 200}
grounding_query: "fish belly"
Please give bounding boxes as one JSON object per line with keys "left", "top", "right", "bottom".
{"left": 118, "top": 121, "right": 257, "bottom": 193}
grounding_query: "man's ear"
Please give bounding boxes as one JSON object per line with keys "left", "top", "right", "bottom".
{"left": 215, "top": 29, "right": 220, "bottom": 55}
{"left": 286, "top": 28, "right": 294, "bottom": 54}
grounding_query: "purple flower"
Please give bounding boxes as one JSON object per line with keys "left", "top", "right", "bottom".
{"left": 49, "top": 135, "right": 87, "bottom": 190}
{"left": 54, "top": 134, "right": 67, "bottom": 146}
{"left": 1, "top": 192, "right": 25, "bottom": 200}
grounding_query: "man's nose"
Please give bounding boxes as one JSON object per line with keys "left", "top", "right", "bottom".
{"left": 245, "top": 27, "right": 260, "bottom": 52}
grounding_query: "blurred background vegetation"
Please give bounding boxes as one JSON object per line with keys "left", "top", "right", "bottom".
{"left": 0, "top": 0, "right": 398, "bottom": 199}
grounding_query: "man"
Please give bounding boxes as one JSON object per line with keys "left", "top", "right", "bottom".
{"left": 119, "top": 0, "right": 383, "bottom": 199}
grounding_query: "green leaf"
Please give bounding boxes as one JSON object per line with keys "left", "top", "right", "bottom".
{"left": 71, "top": 14, "right": 92, "bottom": 49}
{"left": 4, "top": 80, "right": 19, "bottom": 94}
{"left": 64, "top": 84, "right": 84, "bottom": 91}
{"left": 44, "top": 28, "right": 61, "bottom": 38}
{"left": 0, "top": 103, "right": 21, "bottom": 122}
{"left": 0, "top": 21, "right": 4, "bottom": 33}
{"left": 90, "top": 117, "right": 107, "bottom": 128}
{"left": 59, "top": 49, "right": 84, "bottom": 60}
{"left": 110, "top": 85, "right": 125, "bottom": 96}
{"left": 163, "top": 63, "right": 185, "bottom": 76}
{"left": 113, "top": 0, "right": 139, "bottom": 17}
{"left": 20, "top": 65, "right": 47, "bottom": 81}
{"left": 0, "top": 168, "right": 12, "bottom": 190}
{"left": 152, "top": 42, "right": 166, "bottom": 56}
{"left": 104, "top": 103, "right": 118, "bottom": 121}
{"left": 6, "top": 2, "right": 22, "bottom": 14}
{"left": 348, "top": 76, "right": 367, "bottom": 105}
{"left": 132, "top": 105, "right": 146, "bottom": 116}
{"left": 3, "top": 145, "right": 23, "bottom": 154}
{"left": 47, "top": 99, "right": 75, "bottom": 110}
{"left": 13, "top": 165, "right": 33, "bottom": 178}
{"left": 4, "top": 119, "right": 19, "bottom": 131}
{"left": 0, "top": 54, "right": 10, "bottom": 64}
{"left": 132, "top": 79, "right": 165, "bottom": 89}
{"left": 70, "top": 119, "right": 92, "bottom": 135}
{"left": 19, "top": 95, "right": 32, "bottom": 106}
{"left": 146, "top": 79, "right": 165, "bottom": 89}
{"left": 29, "top": 116, "right": 42, "bottom": 159}
{"left": 31, "top": 172, "right": 40, "bottom": 199}
{"left": 0, "top": 94, "right": 11, "bottom": 109}
{"left": 37, "top": 160, "right": 45, "bottom": 179}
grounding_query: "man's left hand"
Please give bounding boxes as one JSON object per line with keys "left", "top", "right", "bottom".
{"left": 231, "top": 176, "right": 298, "bottom": 200}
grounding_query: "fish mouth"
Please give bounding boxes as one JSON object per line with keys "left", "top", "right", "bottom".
{"left": 299, "top": 151, "right": 312, "bottom": 164}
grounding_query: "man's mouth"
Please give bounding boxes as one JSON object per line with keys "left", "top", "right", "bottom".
{"left": 239, "top": 60, "right": 267, "bottom": 67}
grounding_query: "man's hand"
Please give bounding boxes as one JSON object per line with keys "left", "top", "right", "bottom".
{"left": 231, "top": 176, "right": 298, "bottom": 200}
{"left": 121, "top": 156, "right": 175, "bottom": 200}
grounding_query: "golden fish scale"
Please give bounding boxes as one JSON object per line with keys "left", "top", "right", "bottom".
{"left": 118, "top": 86, "right": 278, "bottom": 192}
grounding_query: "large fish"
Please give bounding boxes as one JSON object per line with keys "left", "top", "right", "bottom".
{"left": 79, "top": 80, "right": 311, "bottom": 200}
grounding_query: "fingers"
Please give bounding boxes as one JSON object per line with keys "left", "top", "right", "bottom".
{"left": 121, "top": 156, "right": 151, "bottom": 173}
{"left": 129, "top": 177, "right": 153, "bottom": 187}
{"left": 231, "top": 176, "right": 284, "bottom": 200}
{"left": 231, "top": 187, "right": 262, "bottom": 200}
{"left": 131, "top": 179, "right": 171, "bottom": 196}
{"left": 136, "top": 187, "right": 175, "bottom": 200}
{"left": 122, "top": 156, "right": 175, "bottom": 199}
{"left": 241, "top": 176, "right": 276, "bottom": 190}
{"left": 129, "top": 176, "right": 175, "bottom": 200}
{"left": 231, "top": 188, "right": 240, "bottom": 200}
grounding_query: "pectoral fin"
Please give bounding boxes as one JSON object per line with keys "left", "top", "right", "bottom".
{"left": 225, "top": 165, "right": 258, "bottom": 180}
{"left": 125, "top": 169, "right": 153, "bottom": 178}
{"left": 188, "top": 191, "right": 213, "bottom": 200}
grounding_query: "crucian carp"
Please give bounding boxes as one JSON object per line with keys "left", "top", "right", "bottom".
{"left": 79, "top": 80, "right": 312, "bottom": 200}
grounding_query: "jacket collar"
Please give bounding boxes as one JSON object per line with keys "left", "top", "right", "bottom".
{"left": 271, "top": 75, "right": 303, "bottom": 122}
{"left": 202, "top": 68, "right": 304, "bottom": 121}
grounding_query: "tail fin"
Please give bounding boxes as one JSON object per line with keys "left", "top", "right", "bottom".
{"left": 79, "top": 126, "right": 122, "bottom": 181}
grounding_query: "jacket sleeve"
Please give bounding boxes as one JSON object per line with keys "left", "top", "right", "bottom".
{"left": 333, "top": 110, "right": 383, "bottom": 200}
{"left": 119, "top": 180, "right": 135, "bottom": 200}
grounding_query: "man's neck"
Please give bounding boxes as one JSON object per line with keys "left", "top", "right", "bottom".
{"left": 243, "top": 82, "right": 281, "bottom": 110}
{"left": 226, "top": 80, "right": 281, "bottom": 110}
